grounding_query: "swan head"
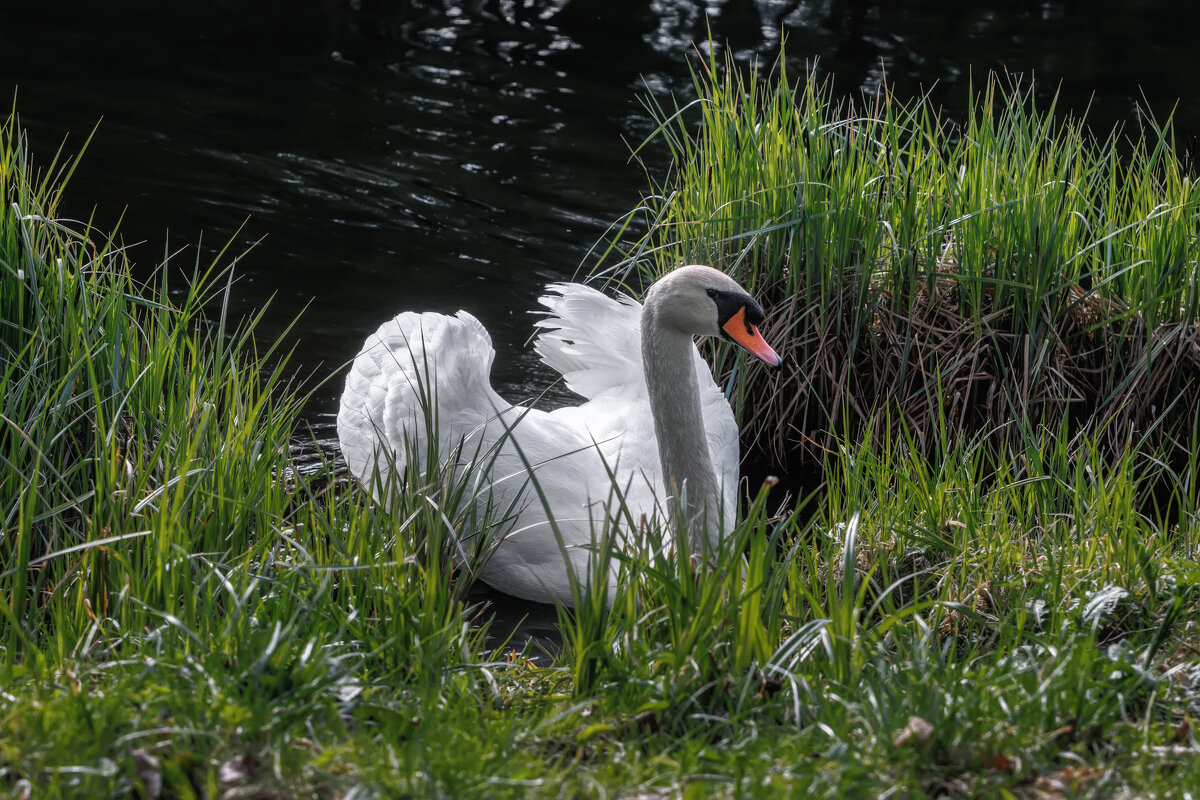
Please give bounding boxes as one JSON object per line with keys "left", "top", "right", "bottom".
{"left": 646, "top": 265, "right": 782, "bottom": 367}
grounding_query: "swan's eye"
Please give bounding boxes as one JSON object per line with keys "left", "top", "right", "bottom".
{"left": 706, "top": 288, "right": 719, "bottom": 300}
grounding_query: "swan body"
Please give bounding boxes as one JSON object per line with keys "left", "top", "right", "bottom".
{"left": 337, "top": 265, "right": 779, "bottom": 605}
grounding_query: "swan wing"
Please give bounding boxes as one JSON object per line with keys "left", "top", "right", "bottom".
{"left": 337, "top": 310, "right": 508, "bottom": 495}
{"left": 532, "top": 282, "right": 645, "bottom": 401}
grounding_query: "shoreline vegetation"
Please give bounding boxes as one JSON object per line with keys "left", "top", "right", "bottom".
{"left": 607, "top": 57, "right": 1200, "bottom": 482}
{"left": 3, "top": 51, "right": 1200, "bottom": 799}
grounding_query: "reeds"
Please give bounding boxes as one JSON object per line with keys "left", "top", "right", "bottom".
{"left": 1, "top": 113, "right": 305, "bottom": 657}
{"left": 604, "top": 54, "right": 1200, "bottom": 472}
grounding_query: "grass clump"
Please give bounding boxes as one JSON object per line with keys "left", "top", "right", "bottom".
{"left": 0, "top": 112, "right": 304, "bottom": 658}
{"left": 0, "top": 111, "right": 491, "bottom": 796}
{"left": 551, "top": 421, "right": 1200, "bottom": 796}
{"left": 608, "top": 53, "right": 1200, "bottom": 473}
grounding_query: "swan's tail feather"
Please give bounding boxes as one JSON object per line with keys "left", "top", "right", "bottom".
{"left": 532, "top": 282, "right": 644, "bottom": 400}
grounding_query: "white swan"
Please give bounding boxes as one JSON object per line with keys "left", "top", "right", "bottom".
{"left": 337, "top": 265, "right": 780, "bottom": 605}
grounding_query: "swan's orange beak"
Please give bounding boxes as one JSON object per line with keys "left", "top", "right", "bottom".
{"left": 722, "top": 307, "right": 782, "bottom": 367}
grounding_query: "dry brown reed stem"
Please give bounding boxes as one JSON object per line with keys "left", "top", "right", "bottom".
{"left": 729, "top": 275, "right": 1200, "bottom": 474}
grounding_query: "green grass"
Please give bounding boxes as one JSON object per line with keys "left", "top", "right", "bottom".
{"left": 601, "top": 53, "right": 1200, "bottom": 472}
{"left": 3, "top": 62, "right": 1200, "bottom": 800}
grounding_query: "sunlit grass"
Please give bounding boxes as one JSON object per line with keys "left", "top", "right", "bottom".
{"left": 0, "top": 110, "right": 496, "bottom": 794}
{"left": 603, "top": 53, "right": 1200, "bottom": 472}
{"left": 3, "top": 65, "right": 1200, "bottom": 800}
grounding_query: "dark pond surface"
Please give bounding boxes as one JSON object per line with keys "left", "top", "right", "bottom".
{"left": 4, "top": 0, "right": 1199, "bottom": 644}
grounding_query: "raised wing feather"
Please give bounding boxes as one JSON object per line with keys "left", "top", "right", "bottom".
{"left": 337, "top": 310, "right": 508, "bottom": 497}
{"left": 532, "top": 283, "right": 644, "bottom": 401}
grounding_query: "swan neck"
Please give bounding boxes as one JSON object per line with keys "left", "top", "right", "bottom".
{"left": 641, "top": 298, "right": 720, "bottom": 549}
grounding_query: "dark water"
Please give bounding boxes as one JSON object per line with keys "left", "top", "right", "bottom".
{"left": 4, "top": 0, "right": 1199, "bottom": 639}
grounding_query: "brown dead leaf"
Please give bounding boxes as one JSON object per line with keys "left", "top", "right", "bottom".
{"left": 1047, "top": 724, "right": 1074, "bottom": 740}
{"left": 980, "top": 751, "right": 1014, "bottom": 773}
